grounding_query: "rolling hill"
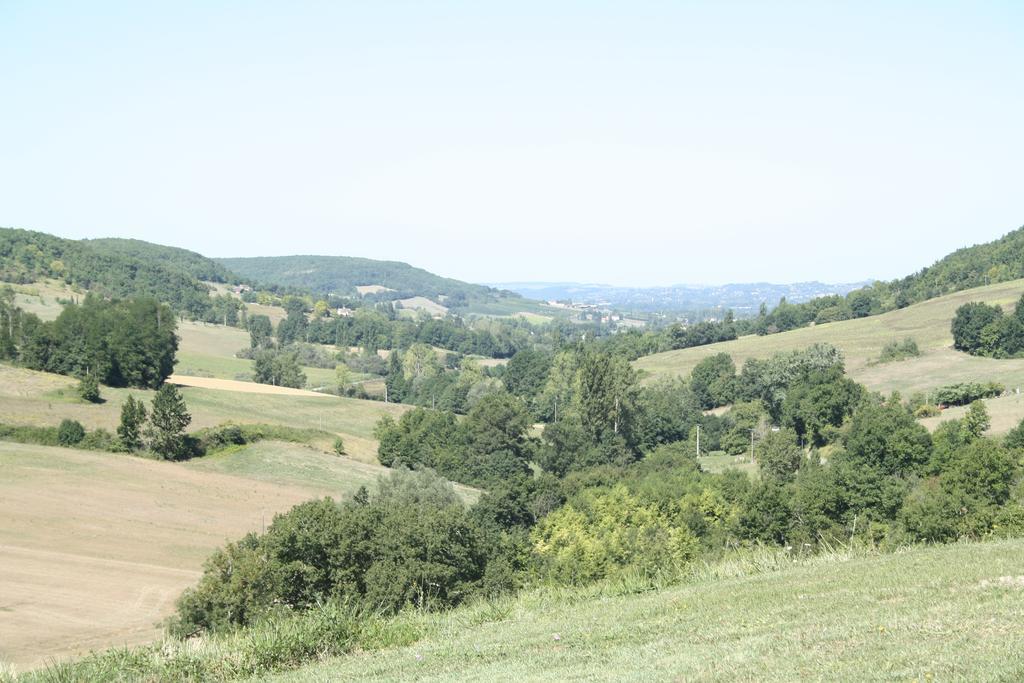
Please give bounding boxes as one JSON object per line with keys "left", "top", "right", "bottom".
{"left": 263, "top": 539, "right": 1024, "bottom": 681}
{"left": 82, "top": 237, "right": 241, "bottom": 284}
{"left": 218, "top": 254, "right": 552, "bottom": 316}
{"left": 635, "top": 278, "right": 1024, "bottom": 433}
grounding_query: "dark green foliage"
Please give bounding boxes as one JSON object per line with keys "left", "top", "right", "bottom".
{"left": 843, "top": 398, "right": 931, "bottom": 477}
{"left": 932, "top": 381, "right": 1004, "bottom": 406}
{"left": 632, "top": 378, "right": 701, "bottom": 451}
{"left": 951, "top": 296, "right": 1024, "bottom": 357}
{"left": 690, "top": 352, "right": 736, "bottom": 409}
{"left": 57, "top": 419, "right": 86, "bottom": 446}
{"left": 756, "top": 428, "right": 803, "bottom": 483}
{"left": 148, "top": 384, "right": 192, "bottom": 459}
{"left": 174, "top": 469, "right": 488, "bottom": 635}
{"left": 77, "top": 374, "right": 101, "bottom": 403}
{"left": 875, "top": 337, "right": 921, "bottom": 364}
{"left": 253, "top": 348, "right": 307, "bottom": 388}
{"left": 1004, "top": 416, "right": 1024, "bottom": 450}
{"left": 504, "top": 347, "right": 552, "bottom": 413}
{"left": 664, "top": 317, "right": 737, "bottom": 351}
{"left": 375, "top": 409, "right": 459, "bottom": 468}
{"left": 0, "top": 228, "right": 226, "bottom": 318}
{"left": 738, "top": 481, "right": 791, "bottom": 544}
{"left": 376, "top": 393, "right": 534, "bottom": 487}
{"left": 781, "top": 367, "right": 863, "bottom": 446}
{"left": 83, "top": 237, "right": 240, "bottom": 284}
{"left": 191, "top": 423, "right": 325, "bottom": 456}
{"left": 117, "top": 395, "right": 147, "bottom": 451}
{"left": 20, "top": 295, "right": 177, "bottom": 388}
{"left": 248, "top": 314, "right": 273, "bottom": 349}
{"left": 738, "top": 343, "right": 845, "bottom": 421}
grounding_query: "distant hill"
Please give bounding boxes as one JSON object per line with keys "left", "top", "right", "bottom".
{"left": 219, "top": 254, "right": 527, "bottom": 311}
{"left": 0, "top": 227, "right": 220, "bottom": 317}
{"left": 84, "top": 237, "right": 241, "bottom": 284}
{"left": 490, "top": 281, "right": 870, "bottom": 314}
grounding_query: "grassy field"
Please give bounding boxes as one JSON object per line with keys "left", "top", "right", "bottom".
{"left": 0, "top": 364, "right": 406, "bottom": 462}
{"left": 262, "top": 539, "right": 1024, "bottom": 682}
{"left": 0, "top": 440, "right": 400, "bottom": 670}
{"left": 636, "top": 278, "right": 1024, "bottom": 434}
{"left": 176, "top": 321, "right": 339, "bottom": 388}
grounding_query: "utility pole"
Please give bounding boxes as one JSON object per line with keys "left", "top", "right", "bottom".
{"left": 750, "top": 429, "right": 755, "bottom": 462}
{"left": 696, "top": 424, "right": 700, "bottom": 458}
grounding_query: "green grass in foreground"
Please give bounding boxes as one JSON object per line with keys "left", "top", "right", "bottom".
{"left": 13, "top": 539, "right": 1024, "bottom": 682}
{"left": 270, "top": 539, "right": 1024, "bottom": 683}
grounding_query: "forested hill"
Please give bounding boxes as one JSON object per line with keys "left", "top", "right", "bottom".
{"left": 893, "top": 225, "right": 1024, "bottom": 301}
{"left": 84, "top": 237, "right": 240, "bottom": 284}
{"left": 0, "top": 228, "right": 229, "bottom": 318}
{"left": 218, "top": 254, "right": 518, "bottom": 307}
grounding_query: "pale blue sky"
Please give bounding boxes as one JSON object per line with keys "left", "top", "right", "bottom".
{"left": 1, "top": 2, "right": 1021, "bottom": 286}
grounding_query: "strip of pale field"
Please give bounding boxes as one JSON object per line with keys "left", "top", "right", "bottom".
{"left": 168, "top": 374, "right": 332, "bottom": 397}
{"left": 0, "top": 441, "right": 384, "bottom": 670}
{"left": 270, "top": 539, "right": 1024, "bottom": 682}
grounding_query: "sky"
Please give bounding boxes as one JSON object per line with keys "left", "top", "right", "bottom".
{"left": 1, "top": 2, "right": 1022, "bottom": 287}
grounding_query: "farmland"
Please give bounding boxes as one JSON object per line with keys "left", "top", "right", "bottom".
{"left": 0, "top": 440, "right": 405, "bottom": 670}
{"left": 636, "top": 278, "right": 1024, "bottom": 433}
{"left": 0, "top": 364, "right": 405, "bottom": 463}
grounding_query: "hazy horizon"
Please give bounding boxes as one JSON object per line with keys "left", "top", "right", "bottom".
{"left": 2, "top": 2, "right": 1022, "bottom": 286}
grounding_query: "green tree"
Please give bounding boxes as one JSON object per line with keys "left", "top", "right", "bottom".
{"left": 843, "top": 398, "right": 931, "bottom": 477}
{"left": 247, "top": 314, "right": 273, "bottom": 349}
{"left": 757, "top": 428, "right": 803, "bottom": 483}
{"left": 253, "top": 349, "right": 306, "bottom": 388}
{"left": 58, "top": 419, "right": 86, "bottom": 446}
{"left": 77, "top": 374, "right": 101, "bottom": 403}
{"left": 117, "top": 395, "right": 148, "bottom": 451}
{"left": 690, "top": 353, "right": 736, "bottom": 409}
{"left": 148, "top": 384, "right": 192, "bottom": 459}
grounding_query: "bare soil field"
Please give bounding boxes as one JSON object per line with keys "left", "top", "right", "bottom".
{"left": 168, "top": 374, "right": 333, "bottom": 397}
{"left": 0, "top": 442, "right": 334, "bottom": 670}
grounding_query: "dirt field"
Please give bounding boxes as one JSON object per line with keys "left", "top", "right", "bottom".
{"left": 168, "top": 374, "right": 334, "bottom": 397}
{"left": 0, "top": 442, "right": 339, "bottom": 671}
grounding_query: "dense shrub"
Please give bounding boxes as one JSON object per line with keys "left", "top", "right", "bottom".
{"left": 933, "top": 381, "right": 1003, "bottom": 407}
{"left": 174, "top": 468, "right": 489, "bottom": 635}
{"left": 57, "top": 419, "right": 86, "bottom": 446}
{"left": 875, "top": 337, "right": 920, "bottom": 364}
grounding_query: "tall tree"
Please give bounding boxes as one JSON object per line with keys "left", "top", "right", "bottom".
{"left": 148, "top": 384, "right": 192, "bottom": 459}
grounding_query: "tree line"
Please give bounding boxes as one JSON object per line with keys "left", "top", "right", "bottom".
{"left": 1, "top": 289, "right": 178, "bottom": 389}
{"left": 175, "top": 339, "right": 1024, "bottom": 640}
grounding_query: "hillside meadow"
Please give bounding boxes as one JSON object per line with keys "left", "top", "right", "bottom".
{"left": 636, "top": 278, "right": 1024, "bottom": 433}
{"left": 259, "top": 538, "right": 1024, "bottom": 682}
{"left": 0, "top": 363, "right": 406, "bottom": 462}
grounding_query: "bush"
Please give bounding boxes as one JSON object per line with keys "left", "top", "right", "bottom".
{"left": 913, "top": 404, "right": 941, "bottom": 418}
{"left": 875, "top": 338, "right": 920, "bottom": 364}
{"left": 191, "top": 423, "right": 325, "bottom": 456}
{"left": 174, "top": 468, "right": 487, "bottom": 635}
{"left": 933, "top": 381, "right": 1003, "bottom": 407}
{"left": 79, "top": 428, "right": 114, "bottom": 451}
{"left": 333, "top": 437, "right": 346, "bottom": 455}
{"left": 77, "top": 374, "right": 101, "bottom": 403}
{"left": 57, "top": 419, "right": 86, "bottom": 446}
